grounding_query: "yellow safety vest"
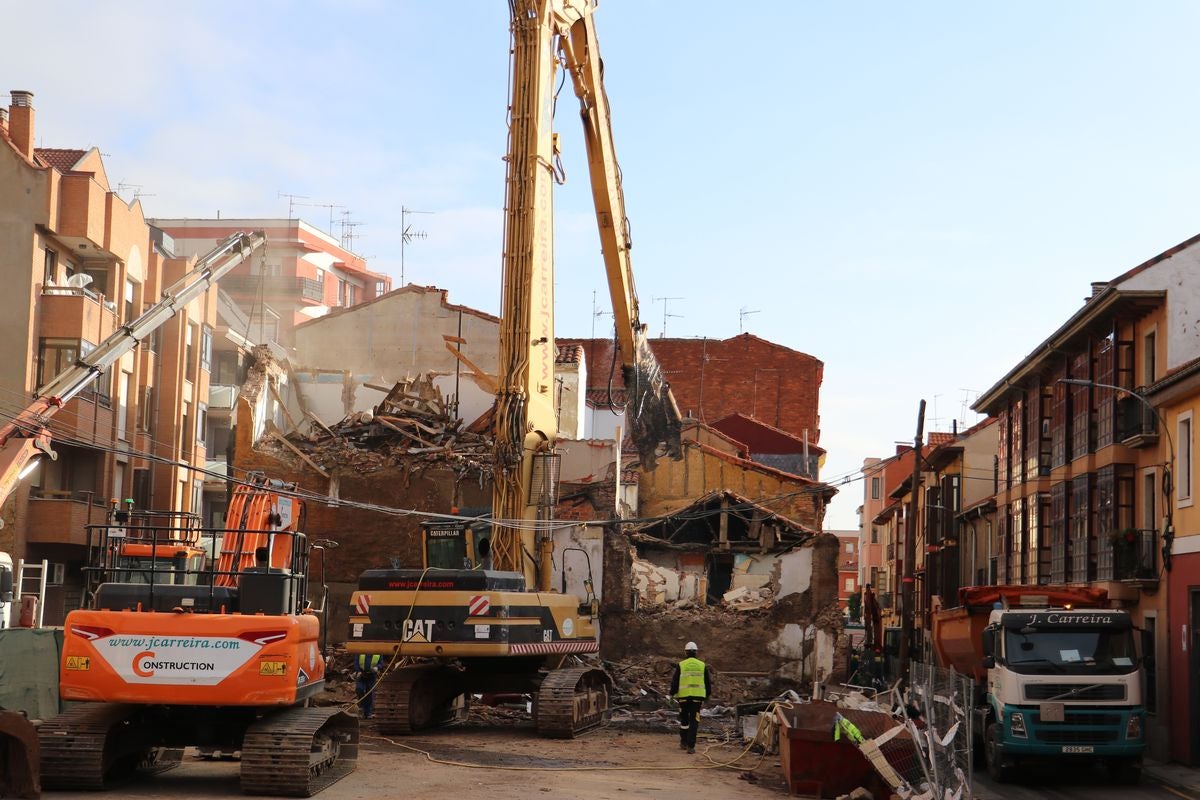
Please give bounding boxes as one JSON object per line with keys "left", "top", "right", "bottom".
{"left": 356, "top": 654, "right": 381, "bottom": 672}
{"left": 676, "top": 657, "right": 706, "bottom": 699}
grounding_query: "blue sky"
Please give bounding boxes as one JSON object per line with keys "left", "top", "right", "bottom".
{"left": 6, "top": 2, "right": 1200, "bottom": 528}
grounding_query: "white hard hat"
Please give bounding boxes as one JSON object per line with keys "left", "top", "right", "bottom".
{"left": 685, "top": 641, "right": 698, "bottom": 652}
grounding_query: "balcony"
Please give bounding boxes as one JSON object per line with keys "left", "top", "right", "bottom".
{"left": 39, "top": 288, "right": 119, "bottom": 342}
{"left": 1113, "top": 528, "right": 1158, "bottom": 588}
{"left": 220, "top": 275, "right": 326, "bottom": 304}
{"left": 886, "top": 542, "right": 895, "bottom": 561}
{"left": 1117, "top": 396, "right": 1159, "bottom": 449}
{"left": 26, "top": 491, "right": 106, "bottom": 547}
{"left": 209, "top": 384, "right": 239, "bottom": 410}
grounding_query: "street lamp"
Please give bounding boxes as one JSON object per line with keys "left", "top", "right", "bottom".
{"left": 1058, "top": 378, "right": 1175, "bottom": 571}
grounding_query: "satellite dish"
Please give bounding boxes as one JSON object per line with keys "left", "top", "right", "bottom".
{"left": 65, "top": 273, "right": 93, "bottom": 289}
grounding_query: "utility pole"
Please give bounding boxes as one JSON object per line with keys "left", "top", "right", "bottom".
{"left": 898, "top": 398, "right": 926, "bottom": 687}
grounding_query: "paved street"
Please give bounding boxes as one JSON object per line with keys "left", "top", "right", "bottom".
{"left": 974, "top": 766, "right": 1198, "bottom": 800}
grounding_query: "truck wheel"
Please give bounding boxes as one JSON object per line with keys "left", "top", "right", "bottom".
{"left": 1108, "top": 758, "right": 1142, "bottom": 785}
{"left": 985, "top": 724, "right": 1016, "bottom": 783}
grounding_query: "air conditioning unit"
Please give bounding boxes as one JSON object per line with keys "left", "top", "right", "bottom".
{"left": 48, "top": 562, "right": 66, "bottom": 585}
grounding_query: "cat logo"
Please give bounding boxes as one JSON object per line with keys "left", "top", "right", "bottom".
{"left": 402, "top": 619, "right": 435, "bottom": 642}
{"left": 259, "top": 661, "right": 287, "bottom": 676}
{"left": 66, "top": 656, "right": 90, "bottom": 671}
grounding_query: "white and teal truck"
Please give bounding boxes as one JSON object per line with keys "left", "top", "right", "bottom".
{"left": 932, "top": 585, "right": 1145, "bottom": 784}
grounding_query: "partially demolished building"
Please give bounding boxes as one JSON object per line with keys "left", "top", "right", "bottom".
{"left": 228, "top": 287, "right": 843, "bottom": 687}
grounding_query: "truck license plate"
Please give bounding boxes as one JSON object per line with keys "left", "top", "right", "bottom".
{"left": 1062, "top": 745, "right": 1094, "bottom": 754}
{"left": 1040, "top": 702, "right": 1065, "bottom": 722}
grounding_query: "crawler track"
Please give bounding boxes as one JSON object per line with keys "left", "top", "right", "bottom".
{"left": 535, "top": 666, "right": 612, "bottom": 738}
{"left": 240, "top": 707, "right": 359, "bottom": 797}
{"left": 38, "top": 703, "right": 180, "bottom": 790}
{"left": 375, "top": 665, "right": 467, "bottom": 735}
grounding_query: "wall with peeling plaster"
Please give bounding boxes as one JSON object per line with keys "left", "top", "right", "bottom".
{"left": 602, "top": 531, "right": 842, "bottom": 684}
{"left": 550, "top": 524, "right": 604, "bottom": 603}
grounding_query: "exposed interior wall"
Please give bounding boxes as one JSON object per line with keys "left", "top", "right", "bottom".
{"left": 603, "top": 533, "right": 842, "bottom": 683}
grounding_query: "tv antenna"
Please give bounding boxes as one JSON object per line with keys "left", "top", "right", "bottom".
{"left": 400, "top": 206, "right": 433, "bottom": 286}
{"left": 298, "top": 201, "right": 344, "bottom": 236}
{"left": 339, "top": 210, "right": 366, "bottom": 252}
{"left": 739, "top": 306, "right": 760, "bottom": 333}
{"left": 652, "top": 296, "right": 685, "bottom": 338}
{"left": 278, "top": 191, "right": 309, "bottom": 219}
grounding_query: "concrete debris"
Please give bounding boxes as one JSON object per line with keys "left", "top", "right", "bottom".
{"left": 722, "top": 585, "right": 774, "bottom": 611}
{"left": 259, "top": 373, "right": 494, "bottom": 476}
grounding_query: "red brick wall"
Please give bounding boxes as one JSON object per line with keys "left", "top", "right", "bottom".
{"left": 567, "top": 333, "right": 823, "bottom": 444}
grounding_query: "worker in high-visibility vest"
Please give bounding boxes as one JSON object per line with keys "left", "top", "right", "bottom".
{"left": 354, "top": 653, "right": 384, "bottom": 719}
{"left": 670, "top": 641, "right": 713, "bottom": 754}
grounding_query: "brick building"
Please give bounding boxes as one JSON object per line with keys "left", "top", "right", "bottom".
{"left": 565, "top": 334, "right": 823, "bottom": 460}
{"left": 0, "top": 91, "right": 219, "bottom": 621}
{"left": 150, "top": 218, "right": 391, "bottom": 346}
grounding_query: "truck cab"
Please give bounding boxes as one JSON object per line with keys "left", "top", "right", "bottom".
{"left": 980, "top": 604, "right": 1145, "bottom": 783}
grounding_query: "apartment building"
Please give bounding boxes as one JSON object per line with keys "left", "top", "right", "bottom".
{"left": 0, "top": 91, "right": 217, "bottom": 622}
{"left": 973, "top": 238, "right": 1200, "bottom": 763}
{"left": 151, "top": 218, "right": 391, "bottom": 345}
{"left": 830, "top": 529, "right": 859, "bottom": 612}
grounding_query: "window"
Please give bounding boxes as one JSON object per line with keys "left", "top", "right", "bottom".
{"left": 1180, "top": 412, "right": 1194, "bottom": 506}
{"left": 181, "top": 402, "right": 192, "bottom": 455}
{"left": 844, "top": 578, "right": 855, "bottom": 593}
{"left": 200, "top": 325, "right": 212, "bottom": 371}
{"left": 192, "top": 480, "right": 203, "bottom": 516}
{"left": 1143, "top": 615, "right": 1158, "bottom": 715}
{"left": 117, "top": 372, "right": 131, "bottom": 441}
{"left": 37, "top": 338, "right": 81, "bottom": 389}
{"left": 1144, "top": 331, "right": 1157, "bottom": 386}
{"left": 871, "top": 476, "right": 881, "bottom": 500}
{"left": 196, "top": 403, "right": 207, "bottom": 446}
{"left": 138, "top": 385, "right": 155, "bottom": 432}
{"left": 44, "top": 247, "right": 58, "bottom": 285}
{"left": 870, "top": 526, "right": 879, "bottom": 544}
{"left": 125, "top": 279, "right": 136, "bottom": 322}
{"left": 844, "top": 542, "right": 854, "bottom": 554}
{"left": 185, "top": 324, "right": 197, "bottom": 381}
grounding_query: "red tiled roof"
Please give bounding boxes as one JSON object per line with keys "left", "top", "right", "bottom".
{"left": 927, "top": 432, "right": 957, "bottom": 446}
{"left": 34, "top": 148, "right": 86, "bottom": 172}
{"left": 711, "top": 412, "right": 827, "bottom": 456}
{"left": 555, "top": 343, "right": 583, "bottom": 364}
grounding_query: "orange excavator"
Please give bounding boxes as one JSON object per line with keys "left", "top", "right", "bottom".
{"left": 40, "top": 475, "right": 357, "bottom": 795}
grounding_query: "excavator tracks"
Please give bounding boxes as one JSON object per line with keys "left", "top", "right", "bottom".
{"left": 38, "top": 703, "right": 181, "bottom": 790}
{"left": 240, "top": 706, "right": 359, "bottom": 797}
{"left": 534, "top": 666, "right": 612, "bottom": 739}
{"left": 375, "top": 664, "right": 468, "bottom": 735}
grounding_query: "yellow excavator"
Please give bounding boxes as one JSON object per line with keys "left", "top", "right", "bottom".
{"left": 346, "top": 0, "right": 681, "bottom": 737}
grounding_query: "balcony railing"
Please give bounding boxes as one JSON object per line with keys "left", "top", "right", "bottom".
{"left": 26, "top": 491, "right": 105, "bottom": 546}
{"left": 220, "top": 275, "right": 325, "bottom": 303}
{"left": 208, "top": 384, "right": 239, "bottom": 410}
{"left": 1112, "top": 528, "right": 1158, "bottom": 585}
{"left": 1117, "top": 395, "right": 1159, "bottom": 449}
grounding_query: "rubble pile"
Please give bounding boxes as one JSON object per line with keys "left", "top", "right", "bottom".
{"left": 261, "top": 375, "right": 495, "bottom": 476}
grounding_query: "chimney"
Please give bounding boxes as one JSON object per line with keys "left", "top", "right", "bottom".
{"left": 8, "top": 90, "right": 34, "bottom": 159}
{"left": 1088, "top": 281, "right": 1109, "bottom": 301}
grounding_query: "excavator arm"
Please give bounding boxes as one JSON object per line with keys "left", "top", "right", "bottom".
{"left": 492, "top": 1, "right": 682, "bottom": 583}
{"left": 0, "top": 231, "right": 266, "bottom": 518}
{"left": 557, "top": 3, "right": 683, "bottom": 470}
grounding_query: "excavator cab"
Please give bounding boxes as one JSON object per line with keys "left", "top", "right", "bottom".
{"left": 421, "top": 517, "right": 493, "bottom": 570}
